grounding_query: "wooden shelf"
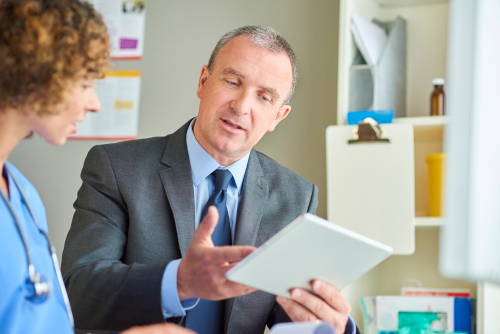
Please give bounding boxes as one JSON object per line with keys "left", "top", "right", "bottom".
{"left": 414, "top": 217, "right": 443, "bottom": 227}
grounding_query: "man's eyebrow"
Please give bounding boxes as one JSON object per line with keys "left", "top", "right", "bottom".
{"left": 222, "top": 67, "right": 280, "bottom": 101}
{"left": 223, "top": 67, "right": 245, "bottom": 78}
{"left": 261, "top": 86, "right": 280, "bottom": 101}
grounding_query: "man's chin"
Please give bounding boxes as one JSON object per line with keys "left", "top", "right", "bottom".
{"left": 211, "top": 144, "right": 248, "bottom": 163}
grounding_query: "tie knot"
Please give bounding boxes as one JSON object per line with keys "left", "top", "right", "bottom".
{"left": 212, "top": 169, "right": 232, "bottom": 191}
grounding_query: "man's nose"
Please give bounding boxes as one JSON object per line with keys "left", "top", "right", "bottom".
{"left": 230, "top": 90, "right": 252, "bottom": 115}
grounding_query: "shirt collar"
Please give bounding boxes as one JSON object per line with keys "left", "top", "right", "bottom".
{"left": 186, "top": 119, "right": 250, "bottom": 194}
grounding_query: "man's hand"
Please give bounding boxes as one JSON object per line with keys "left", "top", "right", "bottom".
{"left": 276, "top": 280, "right": 351, "bottom": 334}
{"left": 121, "top": 323, "right": 196, "bottom": 334}
{"left": 177, "top": 206, "right": 257, "bottom": 301}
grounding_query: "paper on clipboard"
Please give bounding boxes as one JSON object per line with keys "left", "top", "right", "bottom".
{"left": 326, "top": 124, "right": 415, "bottom": 254}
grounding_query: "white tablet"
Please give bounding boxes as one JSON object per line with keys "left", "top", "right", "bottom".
{"left": 226, "top": 213, "right": 393, "bottom": 297}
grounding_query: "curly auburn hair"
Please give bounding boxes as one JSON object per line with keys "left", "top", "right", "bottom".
{"left": 0, "top": 0, "right": 110, "bottom": 116}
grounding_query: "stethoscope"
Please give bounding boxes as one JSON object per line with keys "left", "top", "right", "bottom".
{"left": 0, "top": 164, "right": 74, "bottom": 328}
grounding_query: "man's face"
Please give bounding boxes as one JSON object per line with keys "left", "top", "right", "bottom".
{"left": 194, "top": 35, "right": 293, "bottom": 166}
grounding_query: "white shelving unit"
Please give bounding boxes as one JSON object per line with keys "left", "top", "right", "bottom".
{"left": 394, "top": 116, "right": 447, "bottom": 126}
{"left": 376, "top": 0, "right": 447, "bottom": 7}
{"left": 395, "top": 116, "right": 447, "bottom": 141}
{"left": 414, "top": 217, "right": 443, "bottom": 227}
{"left": 332, "top": 0, "right": 479, "bottom": 329}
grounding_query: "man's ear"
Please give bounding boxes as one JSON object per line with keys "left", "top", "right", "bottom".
{"left": 268, "top": 105, "right": 291, "bottom": 132}
{"left": 197, "top": 65, "right": 210, "bottom": 99}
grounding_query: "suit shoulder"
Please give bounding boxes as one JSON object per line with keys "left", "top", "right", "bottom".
{"left": 253, "top": 150, "right": 313, "bottom": 187}
{"left": 99, "top": 136, "right": 168, "bottom": 153}
{"left": 88, "top": 136, "right": 169, "bottom": 162}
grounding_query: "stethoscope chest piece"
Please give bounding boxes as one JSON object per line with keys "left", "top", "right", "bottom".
{"left": 25, "top": 267, "right": 51, "bottom": 303}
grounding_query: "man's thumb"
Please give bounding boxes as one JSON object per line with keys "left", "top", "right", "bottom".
{"left": 193, "top": 206, "right": 219, "bottom": 242}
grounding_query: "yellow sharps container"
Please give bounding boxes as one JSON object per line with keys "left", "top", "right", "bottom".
{"left": 426, "top": 153, "right": 446, "bottom": 217}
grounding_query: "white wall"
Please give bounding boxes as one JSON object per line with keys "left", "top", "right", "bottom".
{"left": 9, "top": 0, "right": 340, "bottom": 259}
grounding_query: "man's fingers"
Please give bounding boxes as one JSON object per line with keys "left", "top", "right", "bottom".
{"left": 212, "top": 245, "right": 256, "bottom": 263}
{"left": 290, "top": 288, "right": 334, "bottom": 320}
{"left": 283, "top": 282, "right": 351, "bottom": 333}
{"left": 276, "top": 295, "right": 318, "bottom": 323}
{"left": 192, "top": 206, "right": 219, "bottom": 243}
{"left": 311, "top": 280, "right": 351, "bottom": 314}
{"left": 289, "top": 287, "right": 348, "bottom": 331}
{"left": 218, "top": 276, "right": 258, "bottom": 296}
{"left": 223, "top": 281, "right": 258, "bottom": 297}
{"left": 206, "top": 276, "right": 258, "bottom": 301}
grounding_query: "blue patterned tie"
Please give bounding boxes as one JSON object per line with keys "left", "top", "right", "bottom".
{"left": 185, "top": 169, "right": 232, "bottom": 333}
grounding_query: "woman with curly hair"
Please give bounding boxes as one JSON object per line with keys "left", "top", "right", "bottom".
{"left": 0, "top": 1, "right": 193, "bottom": 333}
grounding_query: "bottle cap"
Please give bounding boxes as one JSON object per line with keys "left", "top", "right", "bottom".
{"left": 433, "top": 78, "right": 445, "bottom": 86}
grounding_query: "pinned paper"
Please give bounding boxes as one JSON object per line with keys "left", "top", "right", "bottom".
{"left": 69, "top": 70, "right": 141, "bottom": 141}
{"left": 88, "top": 0, "right": 146, "bottom": 59}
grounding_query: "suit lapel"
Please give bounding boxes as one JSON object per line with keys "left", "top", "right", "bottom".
{"left": 233, "top": 150, "right": 268, "bottom": 247}
{"left": 159, "top": 121, "right": 196, "bottom": 257}
{"left": 225, "top": 150, "right": 269, "bottom": 332}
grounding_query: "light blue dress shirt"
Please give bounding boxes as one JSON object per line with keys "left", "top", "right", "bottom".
{"left": 0, "top": 162, "right": 73, "bottom": 334}
{"left": 160, "top": 119, "right": 250, "bottom": 318}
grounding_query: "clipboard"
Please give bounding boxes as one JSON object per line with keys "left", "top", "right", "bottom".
{"left": 326, "top": 123, "right": 415, "bottom": 254}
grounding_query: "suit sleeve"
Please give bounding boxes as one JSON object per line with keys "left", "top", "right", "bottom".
{"left": 61, "top": 145, "right": 167, "bottom": 331}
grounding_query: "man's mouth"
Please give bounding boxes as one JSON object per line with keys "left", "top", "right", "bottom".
{"left": 223, "top": 119, "right": 244, "bottom": 130}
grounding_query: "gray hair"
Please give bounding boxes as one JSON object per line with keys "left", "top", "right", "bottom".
{"left": 207, "top": 25, "right": 298, "bottom": 105}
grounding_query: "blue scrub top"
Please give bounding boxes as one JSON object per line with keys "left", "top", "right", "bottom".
{"left": 0, "top": 162, "right": 73, "bottom": 333}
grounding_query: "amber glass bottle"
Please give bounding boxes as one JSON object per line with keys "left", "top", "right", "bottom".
{"left": 430, "top": 78, "right": 445, "bottom": 116}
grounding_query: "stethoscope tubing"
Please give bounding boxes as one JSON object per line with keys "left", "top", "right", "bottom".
{"left": 0, "top": 164, "right": 74, "bottom": 328}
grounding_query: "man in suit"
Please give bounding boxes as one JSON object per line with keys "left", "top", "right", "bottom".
{"left": 62, "top": 25, "right": 358, "bottom": 334}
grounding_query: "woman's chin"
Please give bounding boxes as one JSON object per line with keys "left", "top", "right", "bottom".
{"left": 54, "top": 136, "right": 69, "bottom": 146}
{"left": 39, "top": 134, "right": 68, "bottom": 146}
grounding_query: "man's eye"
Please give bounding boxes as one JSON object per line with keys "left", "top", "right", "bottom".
{"left": 227, "top": 80, "right": 238, "bottom": 86}
{"left": 260, "top": 95, "right": 270, "bottom": 102}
